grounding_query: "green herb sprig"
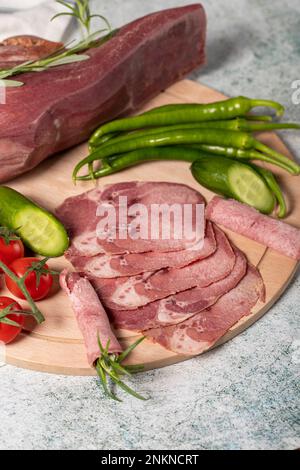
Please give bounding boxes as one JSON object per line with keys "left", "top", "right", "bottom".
{"left": 96, "top": 336, "right": 148, "bottom": 402}
{"left": 0, "top": 29, "right": 115, "bottom": 88}
{"left": 52, "top": 0, "right": 111, "bottom": 38}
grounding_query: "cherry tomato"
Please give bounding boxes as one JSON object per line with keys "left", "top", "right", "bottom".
{"left": 0, "top": 296, "right": 24, "bottom": 344}
{"left": 5, "top": 257, "right": 53, "bottom": 301}
{"left": 0, "top": 236, "right": 24, "bottom": 270}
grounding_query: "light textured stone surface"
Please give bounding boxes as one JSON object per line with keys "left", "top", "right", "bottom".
{"left": 0, "top": 0, "right": 299, "bottom": 450}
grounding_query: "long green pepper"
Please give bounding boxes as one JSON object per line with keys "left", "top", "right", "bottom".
{"left": 89, "top": 96, "right": 285, "bottom": 145}
{"left": 74, "top": 128, "right": 300, "bottom": 180}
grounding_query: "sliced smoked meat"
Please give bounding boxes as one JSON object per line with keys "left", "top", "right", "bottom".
{"left": 146, "top": 263, "right": 265, "bottom": 355}
{"left": 0, "top": 4, "right": 206, "bottom": 182}
{"left": 56, "top": 182, "right": 206, "bottom": 257}
{"left": 109, "top": 246, "right": 247, "bottom": 331}
{"left": 60, "top": 270, "right": 122, "bottom": 366}
{"left": 70, "top": 221, "right": 216, "bottom": 278}
{"left": 206, "top": 197, "right": 300, "bottom": 260}
{"left": 94, "top": 226, "right": 236, "bottom": 310}
{"left": 0, "top": 35, "right": 63, "bottom": 69}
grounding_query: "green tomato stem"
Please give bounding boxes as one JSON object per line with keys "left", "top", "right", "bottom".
{"left": 0, "top": 260, "right": 45, "bottom": 324}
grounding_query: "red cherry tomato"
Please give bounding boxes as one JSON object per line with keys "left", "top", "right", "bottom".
{"left": 0, "top": 296, "right": 24, "bottom": 344}
{"left": 0, "top": 236, "right": 24, "bottom": 271}
{"left": 5, "top": 257, "right": 53, "bottom": 301}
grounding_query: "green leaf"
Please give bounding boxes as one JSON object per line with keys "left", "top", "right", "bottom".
{"left": 48, "top": 54, "right": 90, "bottom": 67}
{"left": 94, "top": 333, "right": 147, "bottom": 401}
{"left": 117, "top": 336, "right": 145, "bottom": 363}
{"left": 0, "top": 317, "right": 22, "bottom": 328}
{"left": 51, "top": 12, "right": 76, "bottom": 22}
{"left": 55, "top": 0, "right": 77, "bottom": 13}
{"left": 110, "top": 375, "right": 148, "bottom": 401}
{"left": 0, "top": 79, "right": 24, "bottom": 87}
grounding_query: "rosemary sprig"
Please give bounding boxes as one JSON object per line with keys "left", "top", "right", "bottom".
{"left": 52, "top": 0, "right": 111, "bottom": 38}
{"left": 0, "top": 29, "right": 115, "bottom": 87}
{"left": 0, "top": 260, "right": 45, "bottom": 324}
{"left": 95, "top": 336, "right": 148, "bottom": 402}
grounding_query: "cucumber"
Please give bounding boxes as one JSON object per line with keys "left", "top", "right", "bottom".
{"left": 0, "top": 186, "right": 69, "bottom": 257}
{"left": 191, "top": 156, "right": 275, "bottom": 214}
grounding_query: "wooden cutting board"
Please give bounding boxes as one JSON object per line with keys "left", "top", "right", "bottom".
{"left": 4, "top": 79, "right": 299, "bottom": 375}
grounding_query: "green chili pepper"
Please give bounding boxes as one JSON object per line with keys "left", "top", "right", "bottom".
{"left": 89, "top": 119, "right": 300, "bottom": 154}
{"left": 144, "top": 104, "right": 273, "bottom": 121}
{"left": 253, "top": 166, "right": 287, "bottom": 218}
{"left": 89, "top": 96, "right": 284, "bottom": 146}
{"left": 75, "top": 129, "right": 300, "bottom": 180}
{"left": 89, "top": 111, "right": 275, "bottom": 149}
{"left": 75, "top": 146, "right": 214, "bottom": 180}
{"left": 191, "top": 157, "right": 275, "bottom": 214}
{"left": 189, "top": 144, "right": 296, "bottom": 173}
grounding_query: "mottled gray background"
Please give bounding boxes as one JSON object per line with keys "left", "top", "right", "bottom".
{"left": 0, "top": 0, "right": 299, "bottom": 450}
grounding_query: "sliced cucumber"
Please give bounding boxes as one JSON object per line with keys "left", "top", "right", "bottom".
{"left": 191, "top": 156, "right": 275, "bottom": 214}
{"left": 0, "top": 186, "right": 69, "bottom": 257}
{"left": 228, "top": 164, "right": 275, "bottom": 214}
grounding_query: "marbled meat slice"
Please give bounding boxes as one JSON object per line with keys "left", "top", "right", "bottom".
{"left": 93, "top": 226, "right": 236, "bottom": 310}
{"left": 146, "top": 264, "right": 265, "bottom": 355}
{"left": 56, "top": 182, "right": 206, "bottom": 257}
{"left": 70, "top": 221, "right": 216, "bottom": 278}
{"left": 109, "top": 246, "right": 247, "bottom": 330}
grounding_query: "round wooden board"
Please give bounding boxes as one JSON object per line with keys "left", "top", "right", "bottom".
{"left": 3, "top": 80, "right": 299, "bottom": 375}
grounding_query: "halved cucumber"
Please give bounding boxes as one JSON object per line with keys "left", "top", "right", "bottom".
{"left": 228, "top": 164, "right": 275, "bottom": 214}
{"left": 191, "top": 156, "right": 275, "bottom": 214}
{"left": 0, "top": 186, "right": 69, "bottom": 257}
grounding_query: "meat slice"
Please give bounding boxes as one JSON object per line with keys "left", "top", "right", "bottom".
{"left": 206, "top": 197, "right": 300, "bottom": 260}
{"left": 56, "top": 182, "right": 206, "bottom": 257}
{"left": 0, "top": 36, "right": 63, "bottom": 69}
{"left": 146, "top": 264, "right": 265, "bottom": 355}
{"left": 70, "top": 221, "right": 216, "bottom": 278}
{"left": 60, "top": 270, "right": 122, "bottom": 366}
{"left": 94, "top": 226, "right": 236, "bottom": 310}
{"left": 0, "top": 4, "right": 206, "bottom": 182}
{"left": 109, "top": 246, "right": 247, "bottom": 331}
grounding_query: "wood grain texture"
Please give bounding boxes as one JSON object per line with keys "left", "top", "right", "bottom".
{"left": 4, "top": 79, "right": 299, "bottom": 375}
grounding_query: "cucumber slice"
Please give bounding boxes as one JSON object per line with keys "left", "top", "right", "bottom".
{"left": 0, "top": 186, "right": 69, "bottom": 257}
{"left": 191, "top": 156, "right": 275, "bottom": 214}
{"left": 228, "top": 164, "right": 275, "bottom": 214}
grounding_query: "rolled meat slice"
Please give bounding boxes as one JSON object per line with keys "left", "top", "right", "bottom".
{"left": 60, "top": 270, "right": 122, "bottom": 366}
{"left": 109, "top": 246, "right": 247, "bottom": 331}
{"left": 206, "top": 197, "right": 300, "bottom": 260}
{"left": 146, "top": 263, "right": 265, "bottom": 355}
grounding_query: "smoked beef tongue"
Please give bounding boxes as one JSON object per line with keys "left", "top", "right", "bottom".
{"left": 0, "top": 36, "right": 63, "bottom": 69}
{"left": 70, "top": 221, "right": 216, "bottom": 278}
{"left": 0, "top": 4, "right": 206, "bottom": 182}
{"left": 60, "top": 270, "right": 122, "bottom": 366}
{"left": 93, "top": 226, "right": 236, "bottom": 310}
{"left": 146, "top": 264, "right": 265, "bottom": 355}
{"left": 109, "top": 246, "right": 247, "bottom": 331}
{"left": 56, "top": 182, "right": 206, "bottom": 257}
{"left": 206, "top": 197, "right": 300, "bottom": 260}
